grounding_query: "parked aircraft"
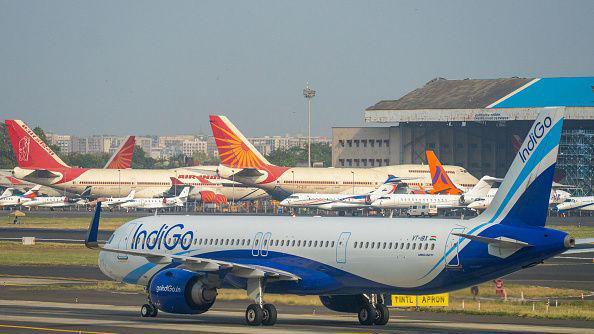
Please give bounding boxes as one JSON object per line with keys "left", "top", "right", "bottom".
{"left": 22, "top": 196, "right": 79, "bottom": 209}
{"left": 279, "top": 175, "right": 404, "bottom": 212}
{"left": 426, "top": 150, "right": 464, "bottom": 195}
{"left": 555, "top": 196, "right": 594, "bottom": 212}
{"left": 5, "top": 120, "right": 267, "bottom": 201}
{"left": 99, "top": 190, "right": 135, "bottom": 209}
{"left": 120, "top": 187, "right": 191, "bottom": 211}
{"left": 209, "top": 115, "right": 478, "bottom": 199}
{"left": 370, "top": 175, "right": 497, "bottom": 210}
{"left": 468, "top": 187, "right": 572, "bottom": 211}
{"left": 83, "top": 107, "right": 592, "bottom": 327}
{"left": 0, "top": 185, "right": 41, "bottom": 207}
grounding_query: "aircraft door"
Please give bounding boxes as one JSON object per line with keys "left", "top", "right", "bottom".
{"left": 252, "top": 232, "right": 263, "bottom": 256}
{"left": 336, "top": 232, "right": 351, "bottom": 264}
{"left": 444, "top": 227, "right": 465, "bottom": 269}
{"left": 116, "top": 222, "right": 138, "bottom": 261}
{"left": 261, "top": 232, "right": 271, "bottom": 257}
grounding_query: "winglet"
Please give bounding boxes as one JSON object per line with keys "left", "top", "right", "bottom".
{"left": 85, "top": 202, "right": 101, "bottom": 249}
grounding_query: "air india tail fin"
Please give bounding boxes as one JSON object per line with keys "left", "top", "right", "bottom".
{"left": 478, "top": 107, "right": 564, "bottom": 227}
{"left": 209, "top": 115, "right": 272, "bottom": 169}
{"left": 426, "top": 150, "right": 462, "bottom": 195}
{"left": 104, "top": 136, "right": 135, "bottom": 169}
{"left": 5, "top": 120, "right": 69, "bottom": 169}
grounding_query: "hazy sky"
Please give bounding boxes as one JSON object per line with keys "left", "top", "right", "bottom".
{"left": 1, "top": 0, "right": 593, "bottom": 136}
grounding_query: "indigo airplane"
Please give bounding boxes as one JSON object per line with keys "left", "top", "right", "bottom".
{"left": 85, "top": 108, "right": 591, "bottom": 327}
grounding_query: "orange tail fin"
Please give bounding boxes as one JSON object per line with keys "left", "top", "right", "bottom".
{"left": 5, "top": 120, "right": 69, "bottom": 169}
{"left": 426, "top": 150, "right": 462, "bottom": 195}
{"left": 104, "top": 136, "right": 135, "bottom": 169}
{"left": 209, "top": 115, "right": 272, "bottom": 169}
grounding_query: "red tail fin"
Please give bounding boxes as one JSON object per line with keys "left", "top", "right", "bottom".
{"left": 5, "top": 120, "right": 69, "bottom": 169}
{"left": 104, "top": 136, "right": 135, "bottom": 169}
{"left": 209, "top": 115, "right": 272, "bottom": 169}
{"left": 426, "top": 150, "right": 462, "bottom": 195}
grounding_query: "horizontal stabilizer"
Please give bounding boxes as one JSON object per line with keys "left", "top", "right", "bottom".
{"left": 26, "top": 169, "right": 60, "bottom": 179}
{"left": 453, "top": 233, "right": 531, "bottom": 248}
{"left": 232, "top": 168, "right": 264, "bottom": 178}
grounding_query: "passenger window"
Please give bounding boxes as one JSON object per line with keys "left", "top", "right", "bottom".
{"left": 371, "top": 242, "right": 375, "bottom": 248}
{"left": 291, "top": 240, "right": 295, "bottom": 247}
{"left": 412, "top": 243, "right": 416, "bottom": 250}
{"left": 424, "top": 243, "right": 428, "bottom": 250}
{"left": 389, "top": 242, "right": 392, "bottom": 249}
{"left": 331, "top": 241, "right": 335, "bottom": 247}
{"left": 281, "top": 240, "right": 285, "bottom": 246}
{"left": 230, "top": 239, "right": 234, "bottom": 246}
{"left": 247, "top": 239, "right": 251, "bottom": 246}
{"left": 431, "top": 243, "right": 435, "bottom": 250}
{"left": 406, "top": 243, "right": 410, "bottom": 250}
{"left": 308, "top": 241, "right": 312, "bottom": 247}
{"left": 382, "top": 242, "right": 386, "bottom": 249}
{"left": 263, "top": 239, "right": 267, "bottom": 246}
{"left": 314, "top": 241, "right": 318, "bottom": 247}
{"left": 325, "top": 241, "right": 329, "bottom": 247}
{"left": 353, "top": 242, "right": 357, "bottom": 248}
{"left": 225, "top": 239, "right": 229, "bottom": 245}
{"left": 365, "top": 242, "right": 369, "bottom": 248}
{"left": 377, "top": 243, "right": 381, "bottom": 249}
{"left": 418, "top": 242, "right": 422, "bottom": 249}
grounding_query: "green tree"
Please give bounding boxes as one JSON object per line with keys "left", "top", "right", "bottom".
{"left": 191, "top": 151, "right": 221, "bottom": 166}
{"left": 62, "top": 152, "right": 110, "bottom": 168}
{"left": 266, "top": 143, "right": 331, "bottom": 167}
{"left": 131, "top": 145, "right": 157, "bottom": 169}
{"left": 0, "top": 123, "right": 17, "bottom": 168}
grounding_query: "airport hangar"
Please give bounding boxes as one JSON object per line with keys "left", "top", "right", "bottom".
{"left": 332, "top": 77, "right": 594, "bottom": 196}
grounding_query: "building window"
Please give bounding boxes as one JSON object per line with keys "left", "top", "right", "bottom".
{"left": 339, "top": 159, "right": 345, "bottom": 167}
{"left": 370, "top": 159, "right": 375, "bottom": 167}
{"left": 347, "top": 140, "right": 352, "bottom": 147}
{"left": 378, "top": 140, "right": 382, "bottom": 147}
{"left": 362, "top": 159, "right": 368, "bottom": 167}
{"left": 370, "top": 141, "right": 375, "bottom": 148}
{"left": 339, "top": 140, "right": 344, "bottom": 147}
{"left": 384, "top": 159, "right": 389, "bottom": 165}
{"left": 355, "top": 140, "right": 360, "bottom": 147}
{"left": 347, "top": 159, "right": 352, "bottom": 167}
{"left": 384, "top": 140, "right": 389, "bottom": 147}
{"left": 362, "top": 140, "right": 367, "bottom": 147}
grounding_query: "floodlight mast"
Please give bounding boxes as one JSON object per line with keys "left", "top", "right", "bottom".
{"left": 303, "top": 83, "right": 316, "bottom": 167}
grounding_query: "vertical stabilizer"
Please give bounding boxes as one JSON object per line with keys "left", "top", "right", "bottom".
{"left": 5, "top": 120, "right": 69, "bottom": 169}
{"left": 209, "top": 115, "right": 272, "bottom": 168}
{"left": 478, "top": 107, "right": 564, "bottom": 227}
{"left": 104, "top": 136, "right": 135, "bottom": 169}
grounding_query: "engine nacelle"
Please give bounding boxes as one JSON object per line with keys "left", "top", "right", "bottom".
{"left": 149, "top": 268, "right": 217, "bottom": 314}
{"left": 319, "top": 295, "right": 367, "bottom": 313}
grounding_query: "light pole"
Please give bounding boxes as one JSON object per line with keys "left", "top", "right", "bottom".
{"left": 303, "top": 83, "right": 316, "bottom": 167}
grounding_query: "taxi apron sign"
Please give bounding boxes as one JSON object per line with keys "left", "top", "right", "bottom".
{"left": 391, "top": 293, "right": 449, "bottom": 307}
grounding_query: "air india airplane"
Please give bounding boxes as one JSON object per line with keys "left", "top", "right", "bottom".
{"left": 5, "top": 120, "right": 267, "bottom": 202}
{"left": 209, "top": 115, "right": 478, "bottom": 199}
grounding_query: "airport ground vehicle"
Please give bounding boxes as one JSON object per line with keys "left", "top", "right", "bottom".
{"left": 406, "top": 203, "right": 437, "bottom": 217}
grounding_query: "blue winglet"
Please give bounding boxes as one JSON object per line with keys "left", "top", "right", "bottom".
{"left": 85, "top": 202, "right": 101, "bottom": 249}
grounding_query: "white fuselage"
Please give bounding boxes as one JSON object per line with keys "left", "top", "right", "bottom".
{"left": 219, "top": 165, "right": 478, "bottom": 196}
{"left": 280, "top": 193, "right": 369, "bottom": 210}
{"left": 469, "top": 189, "right": 571, "bottom": 211}
{"left": 371, "top": 194, "right": 462, "bottom": 209}
{"left": 120, "top": 198, "right": 183, "bottom": 210}
{"left": 22, "top": 196, "right": 72, "bottom": 208}
{"left": 0, "top": 195, "right": 33, "bottom": 207}
{"left": 99, "top": 215, "right": 469, "bottom": 289}
{"left": 556, "top": 196, "right": 594, "bottom": 212}
{"left": 13, "top": 166, "right": 268, "bottom": 201}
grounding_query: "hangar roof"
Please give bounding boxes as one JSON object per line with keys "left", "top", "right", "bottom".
{"left": 365, "top": 77, "right": 594, "bottom": 123}
{"left": 368, "top": 78, "right": 532, "bottom": 110}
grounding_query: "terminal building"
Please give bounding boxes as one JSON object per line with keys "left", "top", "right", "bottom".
{"left": 333, "top": 77, "right": 594, "bottom": 195}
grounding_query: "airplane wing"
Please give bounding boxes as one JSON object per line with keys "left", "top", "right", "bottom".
{"left": 84, "top": 202, "right": 299, "bottom": 282}
{"left": 99, "top": 246, "right": 299, "bottom": 281}
{"left": 26, "top": 169, "right": 61, "bottom": 179}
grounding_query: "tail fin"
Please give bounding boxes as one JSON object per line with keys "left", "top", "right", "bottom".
{"left": 209, "top": 115, "right": 272, "bottom": 169}
{"left": 478, "top": 107, "right": 564, "bottom": 227}
{"left": 126, "top": 190, "right": 135, "bottom": 200}
{"left": 104, "top": 136, "right": 135, "bottom": 169}
{"left": 5, "top": 120, "right": 69, "bottom": 169}
{"left": 23, "top": 185, "right": 42, "bottom": 198}
{"left": 426, "top": 150, "right": 462, "bottom": 195}
{"left": 177, "top": 186, "right": 190, "bottom": 199}
{"left": 462, "top": 175, "right": 500, "bottom": 203}
{"left": 370, "top": 175, "right": 400, "bottom": 195}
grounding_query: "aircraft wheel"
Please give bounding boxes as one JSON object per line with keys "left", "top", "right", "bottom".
{"left": 374, "top": 303, "right": 389, "bottom": 325}
{"left": 245, "top": 304, "right": 263, "bottom": 326}
{"left": 262, "top": 303, "right": 277, "bottom": 326}
{"left": 357, "top": 305, "right": 377, "bottom": 325}
{"left": 141, "top": 304, "right": 154, "bottom": 318}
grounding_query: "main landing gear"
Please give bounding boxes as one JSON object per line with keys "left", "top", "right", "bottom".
{"left": 245, "top": 278, "right": 278, "bottom": 326}
{"left": 357, "top": 294, "right": 389, "bottom": 326}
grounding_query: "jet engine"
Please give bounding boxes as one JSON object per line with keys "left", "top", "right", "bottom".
{"left": 149, "top": 268, "right": 217, "bottom": 314}
{"left": 319, "top": 295, "right": 368, "bottom": 313}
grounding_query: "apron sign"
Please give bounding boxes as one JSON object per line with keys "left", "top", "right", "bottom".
{"left": 391, "top": 293, "right": 449, "bottom": 307}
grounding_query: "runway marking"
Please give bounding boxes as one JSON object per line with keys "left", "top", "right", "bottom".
{"left": 0, "top": 323, "right": 115, "bottom": 334}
